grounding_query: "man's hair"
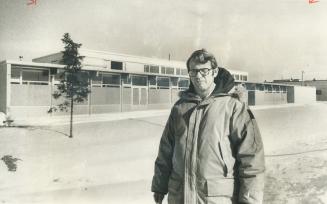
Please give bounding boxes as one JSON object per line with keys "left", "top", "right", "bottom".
{"left": 186, "top": 49, "right": 218, "bottom": 71}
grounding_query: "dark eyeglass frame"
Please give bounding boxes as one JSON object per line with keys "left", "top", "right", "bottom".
{"left": 188, "top": 68, "right": 214, "bottom": 77}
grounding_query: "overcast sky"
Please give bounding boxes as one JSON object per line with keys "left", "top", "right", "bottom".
{"left": 0, "top": 0, "right": 326, "bottom": 81}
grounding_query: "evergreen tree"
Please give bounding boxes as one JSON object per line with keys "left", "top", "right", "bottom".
{"left": 48, "top": 33, "right": 90, "bottom": 138}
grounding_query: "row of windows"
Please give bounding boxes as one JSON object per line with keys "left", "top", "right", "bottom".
{"left": 243, "top": 83, "right": 288, "bottom": 92}
{"left": 122, "top": 75, "right": 189, "bottom": 88}
{"left": 11, "top": 67, "right": 189, "bottom": 89}
{"left": 232, "top": 74, "right": 248, "bottom": 81}
{"left": 144, "top": 64, "right": 188, "bottom": 76}
{"left": 143, "top": 65, "right": 247, "bottom": 80}
{"left": 11, "top": 67, "right": 50, "bottom": 85}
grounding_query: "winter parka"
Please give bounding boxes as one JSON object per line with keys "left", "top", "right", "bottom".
{"left": 151, "top": 68, "right": 265, "bottom": 204}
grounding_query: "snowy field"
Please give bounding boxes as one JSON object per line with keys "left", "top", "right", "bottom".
{"left": 0, "top": 102, "right": 327, "bottom": 204}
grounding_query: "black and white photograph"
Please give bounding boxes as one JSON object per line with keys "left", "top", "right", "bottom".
{"left": 0, "top": 0, "right": 327, "bottom": 203}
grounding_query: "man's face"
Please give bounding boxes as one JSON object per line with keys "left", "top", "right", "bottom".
{"left": 189, "top": 61, "right": 218, "bottom": 93}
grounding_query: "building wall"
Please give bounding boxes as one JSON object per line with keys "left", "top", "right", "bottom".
{"left": 274, "top": 80, "right": 327, "bottom": 101}
{"left": 11, "top": 84, "right": 51, "bottom": 106}
{"left": 248, "top": 91, "right": 287, "bottom": 106}
{"left": 83, "top": 57, "right": 107, "bottom": 68}
{"left": 7, "top": 83, "right": 180, "bottom": 118}
{"left": 89, "top": 86, "right": 121, "bottom": 114}
{"left": 125, "top": 62, "right": 144, "bottom": 73}
{"left": 303, "top": 81, "right": 327, "bottom": 101}
{"left": 10, "top": 84, "right": 51, "bottom": 118}
{"left": 293, "top": 86, "right": 316, "bottom": 104}
{"left": 148, "top": 89, "right": 172, "bottom": 109}
{"left": 0, "top": 63, "right": 7, "bottom": 113}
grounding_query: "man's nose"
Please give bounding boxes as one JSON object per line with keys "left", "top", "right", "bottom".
{"left": 195, "top": 71, "right": 203, "bottom": 78}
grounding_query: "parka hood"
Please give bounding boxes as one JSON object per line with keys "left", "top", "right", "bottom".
{"left": 180, "top": 67, "right": 235, "bottom": 100}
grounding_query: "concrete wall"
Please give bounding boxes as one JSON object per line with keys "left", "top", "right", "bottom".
{"left": 90, "top": 86, "right": 121, "bottom": 113}
{"left": 91, "top": 87, "right": 120, "bottom": 105}
{"left": 304, "top": 81, "right": 327, "bottom": 101}
{"left": 248, "top": 91, "right": 287, "bottom": 106}
{"left": 83, "top": 57, "right": 106, "bottom": 68}
{"left": 149, "top": 89, "right": 171, "bottom": 104}
{"left": 293, "top": 85, "right": 316, "bottom": 104}
{"left": 0, "top": 63, "right": 7, "bottom": 113}
{"left": 125, "top": 62, "right": 144, "bottom": 73}
{"left": 10, "top": 84, "right": 52, "bottom": 118}
{"left": 11, "top": 84, "right": 51, "bottom": 106}
{"left": 274, "top": 81, "right": 327, "bottom": 101}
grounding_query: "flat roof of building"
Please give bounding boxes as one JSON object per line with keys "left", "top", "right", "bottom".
{"left": 1, "top": 60, "right": 65, "bottom": 68}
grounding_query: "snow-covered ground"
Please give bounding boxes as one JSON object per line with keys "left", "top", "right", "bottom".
{"left": 0, "top": 103, "right": 327, "bottom": 204}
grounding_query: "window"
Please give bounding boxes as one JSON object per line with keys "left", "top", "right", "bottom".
{"left": 132, "top": 75, "right": 147, "bottom": 86}
{"left": 161, "top": 66, "right": 174, "bottom": 75}
{"left": 103, "top": 74, "right": 120, "bottom": 86}
{"left": 121, "top": 74, "right": 131, "bottom": 85}
{"left": 53, "top": 69, "right": 65, "bottom": 84}
{"left": 235, "top": 75, "right": 240, "bottom": 80}
{"left": 281, "top": 86, "right": 287, "bottom": 93}
{"left": 255, "top": 84, "right": 264, "bottom": 91}
{"left": 243, "top": 75, "right": 248, "bottom": 81}
{"left": 161, "top": 67, "right": 165, "bottom": 74}
{"left": 144, "top": 65, "right": 150, "bottom": 73}
{"left": 148, "top": 76, "right": 157, "bottom": 86}
{"left": 11, "top": 67, "right": 21, "bottom": 79}
{"left": 178, "top": 79, "right": 189, "bottom": 88}
{"left": 22, "top": 69, "right": 49, "bottom": 85}
{"left": 91, "top": 73, "right": 102, "bottom": 86}
{"left": 273, "top": 86, "right": 280, "bottom": 92}
{"left": 316, "top": 90, "right": 322, "bottom": 95}
{"left": 165, "top": 67, "right": 174, "bottom": 75}
{"left": 181, "top": 69, "right": 188, "bottom": 76}
{"left": 176, "top": 68, "right": 181, "bottom": 75}
{"left": 157, "top": 77, "right": 169, "bottom": 88}
{"left": 144, "top": 64, "right": 160, "bottom": 73}
{"left": 11, "top": 67, "right": 21, "bottom": 84}
{"left": 265, "top": 85, "right": 272, "bottom": 92}
{"left": 246, "top": 83, "right": 255, "bottom": 91}
{"left": 111, "top": 61, "right": 123, "bottom": 70}
{"left": 150, "top": 65, "right": 159, "bottom": 73}
{"left": 170, "top": 78, "right": 178, "bottom": 86}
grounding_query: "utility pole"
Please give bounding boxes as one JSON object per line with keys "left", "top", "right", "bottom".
{"left": 301, "top": 70, "right": 305, "bottom": 86}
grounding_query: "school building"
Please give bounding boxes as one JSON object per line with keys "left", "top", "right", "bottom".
{"left": 0, "top": 49, "right": 316, "bottom": 119}
{"left": 273, "top": 79, "right": 327, "bottom": 101}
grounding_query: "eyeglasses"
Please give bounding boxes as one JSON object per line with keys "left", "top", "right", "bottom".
{"left": 188, "top": 68, "right": 213, "bottom": 77}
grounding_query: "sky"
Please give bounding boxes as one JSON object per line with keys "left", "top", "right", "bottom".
{"left": 0, "top": 0, "right": 326, "bottom": 81}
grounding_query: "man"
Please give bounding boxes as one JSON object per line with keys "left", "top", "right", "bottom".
{"left": 151, "top": 49, "right": 265, "bottom": 204}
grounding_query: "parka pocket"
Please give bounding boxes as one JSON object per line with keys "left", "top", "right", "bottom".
{"left": 205, "top": 177, "right": 235, "bottom": 197}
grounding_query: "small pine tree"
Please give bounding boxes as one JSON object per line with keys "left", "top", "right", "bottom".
{"left": 48, "top": 33, "right": 90, "bottom": 138}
